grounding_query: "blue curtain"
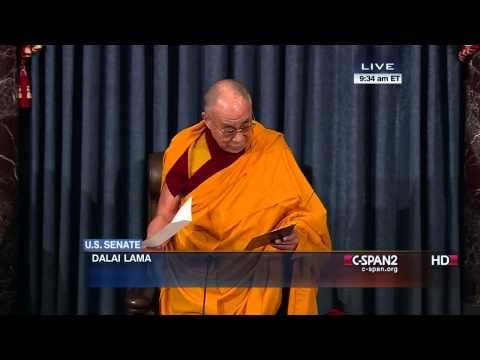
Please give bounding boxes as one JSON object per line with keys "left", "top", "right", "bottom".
{"left": 18, "top": 45, "right": 463, "bottom": 314}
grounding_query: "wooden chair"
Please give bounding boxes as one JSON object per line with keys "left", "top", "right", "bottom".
{"left": 125, "top": 153, "right": 163, "bottom": 315}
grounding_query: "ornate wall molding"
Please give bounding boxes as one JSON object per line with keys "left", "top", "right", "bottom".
{"left": 0, "top": 45, "right": 18, "bottom": 314}
{"left": 464, "top": 51, "right": 480, "bottom": 304}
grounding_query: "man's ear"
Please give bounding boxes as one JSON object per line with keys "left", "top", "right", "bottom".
{"left": 202, "top": 112, "right": 211, "bottom": 128}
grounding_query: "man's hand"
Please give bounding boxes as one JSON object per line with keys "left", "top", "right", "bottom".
{"left": 271, "top": 230, "right": 299, "bottom": 251}
{"left": 144, "top": 184, "right": 181, "bottom": 251}
{"left": 142, "top": 242, "right": 168, "bottom": 252}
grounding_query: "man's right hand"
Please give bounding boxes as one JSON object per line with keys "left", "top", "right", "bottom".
{"left": 145, "top": 183, "right": 181, "bottom": 250}
{"left": 144, "top": 213, "right": 174, "bottom": 251}
{"left": 142, "top": 242, "right": 168, "bottom": 252}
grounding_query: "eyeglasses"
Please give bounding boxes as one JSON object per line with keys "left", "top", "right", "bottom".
{"left": 210, "top": 113, "right": 256, "bottom": 139}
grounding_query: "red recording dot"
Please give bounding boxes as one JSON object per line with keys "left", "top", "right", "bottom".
{"left": 448, "top": 255, "right": 458, "bottom": 266}
{"left": 344, "top": 255, "right": 353, "bottom": 266}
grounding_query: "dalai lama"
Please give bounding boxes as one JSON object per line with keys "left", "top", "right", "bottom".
{"left": 146, "top": 79, "right": 332, "bottom": 315}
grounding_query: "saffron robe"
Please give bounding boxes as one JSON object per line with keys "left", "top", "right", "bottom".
{"left": 158, "top": 120, "right": 332, "bottom": 315}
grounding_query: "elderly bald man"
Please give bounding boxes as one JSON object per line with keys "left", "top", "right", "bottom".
{"left": 146, "top": 79, "right": 331, "bottom": 315}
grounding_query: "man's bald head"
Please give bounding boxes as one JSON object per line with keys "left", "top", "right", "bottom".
{"left": 202, "top": 79, "right": 254, "bottom": 154}
{"left": 203, "top": 79, "right": 252, "bottom": 113}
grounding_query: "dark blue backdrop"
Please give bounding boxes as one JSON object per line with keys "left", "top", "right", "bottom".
{"left": 18, "top": 45, "right": 462, "bottom": 314}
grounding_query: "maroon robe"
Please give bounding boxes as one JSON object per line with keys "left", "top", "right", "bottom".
{"left": 165, "top": 128, "right": 244, "bottom": 197}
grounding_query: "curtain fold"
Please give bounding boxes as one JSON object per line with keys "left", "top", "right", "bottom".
{"left": 18, "top": 45, "right": 462, "bottom": 314}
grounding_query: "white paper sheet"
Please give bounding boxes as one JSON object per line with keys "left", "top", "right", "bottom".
{"left": 142, "top": 197, "right": 192, "bottom": 248}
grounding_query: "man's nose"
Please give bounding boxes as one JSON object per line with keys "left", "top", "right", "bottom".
{"left": 231, "top": 131, "right": 244, "bottom": 143}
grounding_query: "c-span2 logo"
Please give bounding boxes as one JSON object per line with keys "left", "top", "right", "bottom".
{"left": 344, "top": 254, "right": 398, "bottom": 273}
{"left": 431, "top": 255, "right": 458, "bottom": 266}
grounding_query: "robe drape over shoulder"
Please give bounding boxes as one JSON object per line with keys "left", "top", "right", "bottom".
{"left": 158, "top": 120, "right": 332, "bottom": 315}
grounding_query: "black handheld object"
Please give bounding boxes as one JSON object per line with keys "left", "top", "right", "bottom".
{"left": 247, "top": 224, "right": 296, "bottom": 250}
